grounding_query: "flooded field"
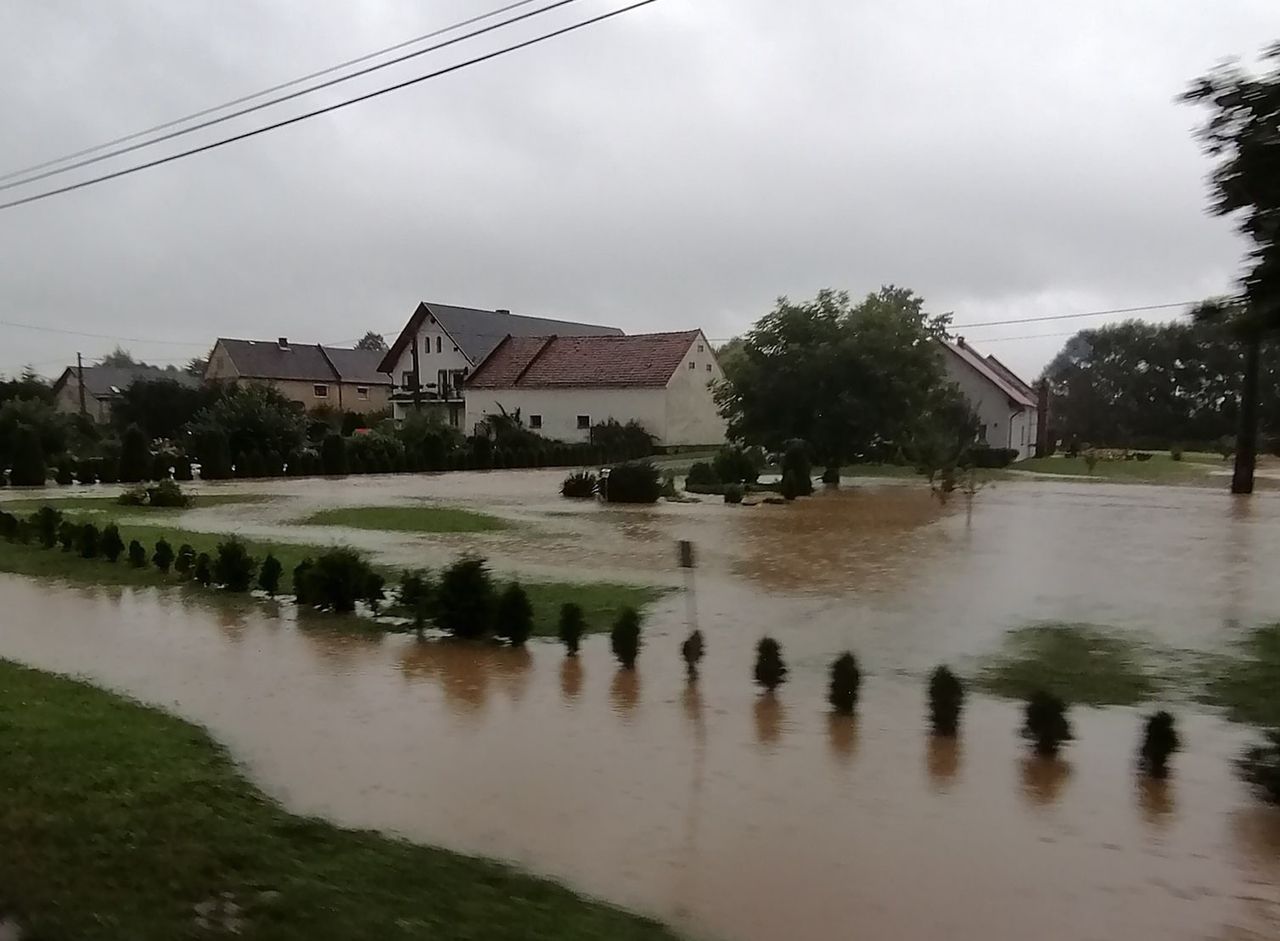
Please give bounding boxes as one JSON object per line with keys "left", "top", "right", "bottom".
{"left": 3, "top": 475, "right": 1280, "bottom": 939}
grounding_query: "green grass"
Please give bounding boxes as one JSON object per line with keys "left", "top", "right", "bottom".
{"left": 975, "top": 623, "right": 1162, "bottom": 706}
{"left": 0, "top": 492, "right": 267, "bottom": 515}
{"left": 1015, "top": 453, "right": 1213, "bottom": 482}
{"left": 0, "top": 660, "right": 678, "bottom": 941}
{"left": 298, "top": 505, "right": 510, "bottom": 534}
{"left": 1200, "top": 625, "right": 1280, "bottom": 728}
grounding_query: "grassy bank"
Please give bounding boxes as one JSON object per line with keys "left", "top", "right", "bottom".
{"left": 0, "top": 521, "right": 660, "bottom": 638}
{"left": 1014, "top": 453, "right": 1216, "bottom": 483}
{"left": 298, "top": 504, "right": 510, "bottom": 534}
{"left": 0, "top": 492, "right": 268, "bottom": 515}
{"left": 0, "top": 660, "right": 678, "bottom": 941}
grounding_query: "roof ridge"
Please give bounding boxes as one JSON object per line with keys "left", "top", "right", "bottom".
{"left": 511, "top": 335, "right": 556, "bottom": 385}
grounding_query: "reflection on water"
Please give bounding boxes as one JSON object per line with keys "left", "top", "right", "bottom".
{"left": 5, "top": 477, "right": 1280, "bottom": 941}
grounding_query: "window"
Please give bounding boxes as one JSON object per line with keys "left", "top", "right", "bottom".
{"left": 530, "top": 414, "right": 542, "bottom": 429}
{"left": 422, "top": 336, "right": 430, "bottom": 356}
{"left": 313, "top": 384, "right": 329, "bottom": 399}
{"left": 688, "top": 361, "right": 696, "bottom": 370}
{"left": 576, "top": 415, "right": 590, "bottom": 430}
{"left": 706, "top": 363, "right": 712, "bottom": 372}
{"left": 698, "top": 343, "right": 704, "bottom": 353}
{"left": 401, "top": 371, "right": 414, "bottom": 389}
{"left": 436, "top": 336, "right": 442, "bottom": 354}
{"left": 356, "top": 386, "right": 369, "bottom": 400}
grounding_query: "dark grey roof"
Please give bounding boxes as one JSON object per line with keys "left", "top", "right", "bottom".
{"left": 52, "top": 364, "right": 199, "bottom": 399}
{"left": 213, "top": 339, "right": 388, "bottom": 384}
{"left": 379, "top": 301, "right": 622, "bottom": 371}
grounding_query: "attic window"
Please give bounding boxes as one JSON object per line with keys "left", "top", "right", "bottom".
{"left": 688, "top": 361, "right": 696, "bottom": 370}
{"left": 436, "top": 336, "right": 442, "bottom": 354}
{"left": 698, "top": 343, "right": 704, "bottom": 353}
{"left": 706, "top": 363, "right": 712, "bottom": 372}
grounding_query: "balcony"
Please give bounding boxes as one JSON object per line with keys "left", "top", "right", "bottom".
{"left": 391, "top": 383, "right": 463, "bottom": 403}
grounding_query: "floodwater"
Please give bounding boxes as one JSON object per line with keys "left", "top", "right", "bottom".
{"left": 3, "top": 476, "right": 1280, "bottom": 939}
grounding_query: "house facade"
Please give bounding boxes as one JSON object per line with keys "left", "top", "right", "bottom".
{"left": 464, "top": 330, "right": 727, "bottom": 448}
{"left": 378, "top": 301, "right": 623, "bottom": 424}
{"left": 205, "top": 338, "right": 391, "bottom": 413}
{"left": 51, "top": 364, "right": 199, "bottom": 423}
{"left": 940, "top": 338, "right": 1038, "bottom": 460}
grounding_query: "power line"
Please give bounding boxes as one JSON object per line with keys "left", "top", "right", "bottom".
{"left": 972, "top": 329, "right": 1078, "bottom": 344}
{"left": 0, "top": 0, "right": 545, "bottom": 185}
{"left": 0, "top": 0, "right": 583, "bottom": 194}
{"left": 950, "top": 300, "right": 1195, "bottom": 330}
{"left": 0, "top": 317, "right": 210, "bottom": 347}
{"left": 0, "top": 0, "right": 658, "bottom": 212}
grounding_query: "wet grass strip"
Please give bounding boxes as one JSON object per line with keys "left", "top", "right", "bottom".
{"left": 297, "top": 504, "right": 511, "bottom": 534}
{"left": 1198, "top": 624, "right": 1280, "bottom": 728}
{"left": 0, "top": 660, "right": 679, "bottom": 941}
{"left": 0, "top": 492, "right": 268, "bottom": 515}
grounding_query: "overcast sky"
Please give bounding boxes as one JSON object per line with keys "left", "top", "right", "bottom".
{"left": 0, "top": 0, "right": 1271, "bottom": 381}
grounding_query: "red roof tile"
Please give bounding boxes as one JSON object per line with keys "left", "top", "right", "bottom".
{"left": 467, "top": 331, "right": 701, "bottom": 390}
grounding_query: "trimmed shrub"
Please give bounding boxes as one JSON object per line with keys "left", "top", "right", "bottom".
{"left": 681, "top": 629, "right": 704, "bottom": 678}
{"left": 213, "top": 538, "right": 257, "bottom": 592}
{"left": 172, "top": 454, "right": 194, "bottom": 481}
{"left": 966, "top": 447, "right": 1018, "bottom": 469}
{"left": 174, "top": 543, "right": 196, "bottom": 577}
{"left": 153, "top": 538, "right": 175, "bottom": 573}
{"left": 1170, "top": 445, "right": 1184, "bottom": 462}
{"left": 435, "top": 556, "right": 495, "bottom": 639}
{"left": 399, "top": 569, "right": 435, "bottom": 635}
{"left": 147, "top": 479, "right": 191, "bottom": 508}
{"left": 320, "top": 433, "right": 348, "bottom": 475}
{"left": 118, "top": 424, "right": 150, "bottom": 483}
{"left": 723, "top": 483, "right": 744, "bottom": 504}
{"left": 32, "top": 506, "right": 62, "bottom": 549}
{"left": 561, "top": 471, "right": 597, "bottom": 498}
{"left": 57, "top": 520, "right": 77, "bottom": 552}
{"left": 292, "top": 559, "right": 315, "bottom": 605}
{"left": 495, "top": 582, "right": 533, "bottom": 647}
{"left": 1022, "top": 690, "right": 1073, "bottom": 757}
{"left": 821, "top": 466, "right": 840, "bottom": 485}
{"left": 754, "top": 636, "right": 788, "bottom": 691}
{"left": 0, "top": 510, "right": 17, "bottom": 540}
{"left": 1139, "top": 710, "right": 1180, "bottom": 778}
{"left": 829, "top": 652, "right": 860, "bottom": 715}
{"left": 9, "top": 424, "right": 46, "bottom": 486}
{"left": 258, "top": 553, "right": 283, "bottom": 595}
{"left": 712, "top": 446, "right": 760, "bottom": 485}
{"left": 685, "top": 461, "right": 719, "bottom": 487}
{"left": 558, "top": 602, "right": 585, "bottom": 656}
{"left": 779, "top": 439, "right": 813, "bottom": 499}
{"left": 928, "top": 665, "right": 965, "bottom": 736}
{"left": 55, "top": 460, "right": 75, "bottom": 486}
{"left": 127, "top": 539, "right": 147, "bottom": 568}
{"left": 118, "top": 485, "right": 150, "bottom": 506}
{"left": 610, "top": 606, "right": 642, "bottom": 669}
{"left": 298, "top": 547, "right": 379, "bottom": 613}
{"left": 193, "top": 552, "right": 213, "bottom": 586}
{"left": 604, "top": 460, "right": 661, "bottom": 504}
{"left": 100, "top": 524, "right": 124, "bottom": 563}
{"left": 1238, "top": 730, "right": 1280, "bottom": 803}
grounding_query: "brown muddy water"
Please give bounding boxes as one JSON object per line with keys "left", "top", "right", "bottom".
{"left": 3, "top": 477, "right": 1280, "bottom": 939}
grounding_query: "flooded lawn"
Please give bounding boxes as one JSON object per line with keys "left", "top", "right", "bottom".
{"left": 3, "top": 476, "right": 1280, "bottom": 939}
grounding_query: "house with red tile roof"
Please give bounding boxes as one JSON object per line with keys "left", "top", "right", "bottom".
{"left": 940, "top": 337, "right": 1038, "bottom": 460}
{"left": 464, "top": 330, "right": 728, "bottom": 447}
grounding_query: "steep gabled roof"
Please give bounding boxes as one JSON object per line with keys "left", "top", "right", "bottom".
{"left": 52, "top": 364, "right": 198, "bottom": 399}
{"left": 213, "top": 339, "right": 388, "bottom": 384}
{"left": 941, "top": 339, "right": 1036, "bottom": 408}
{"left": 466, "top": 331, "right": 701, "bottom": 390}
{"left": 984, "top": 353, "right": 1036, "bottom": 401}
{"left": 378, "top": 301, "right": 622, "bottom": 372}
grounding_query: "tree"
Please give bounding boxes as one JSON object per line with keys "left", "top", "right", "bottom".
{"left": 928, "top": 665, "right": 965, "bottom": 736}
{"left": 174, "top": 543, "right": 196, "bottom": 577}
{"left": 193, "top": 552, "right": 213, "bottom": 586}
{"left": 1022, "top": 691, "right": 1073, "bottom": 757}
{"left": 828, "top": 652, "right": 861, "bottom": 715}
{"left": 194, "top": 427, "right": 232, "bottom": 480}
{"left": 355, "top": 331, "right": 388, "bottom": 352}
{"left": 213, "top": 538, "right": 257, "bottom": 591}
{"left": 610, "top": 607, "right": 642, "bottom": 669}
{"left": 185, "top": 383, "right": 306, "bottom": 468}
{"left": 57, "top": 520, "right": 77, "bottom": 552}
{"left": 99, "top": 347, "right": 148, "bottom": 368}
{"left": 558, "top": 602, "right": 586, "bottom": 655}
{"left": 153, "top": 538, "right": 175, "bottom": 573}
{"left": 8, "top": 424, "right": 46, "bottom": 486}
{"left": 495, "top": 583, "right": 533, "bottom": 647}
{"left": 1182, "top": 45, "right": 1280, "bottom": 493}
{"left": 32, "top": 506, "right": 62, "bottom": 549}
{"left": 754, "top": 637, "right": 788, "bottom": 692}
{"left": 118, "top": 424, "right": 151, "bottom": 483}
{"left": 77, "top": 523, "right": 99, "bottom": 559}
{"left": 258, "top": 553, "right": 283, "bottom": 595}
{"left": 296, "top": 548, "right": 379, "bottom": 613}
{"left": 1139, "top": 711, "right": 1180, "bottom": 779}
{"left": 113, "top": 379, "right": 219, "bottom": 441}
{"left": 715, "top": 287, "right": 954, "bottom": 470}
{"left": 0, "top": 370, "right": 52, "bottom": 407}
{"left": 100, "top": 524, "right": 125, "bottom": 563}
{"left": 399, "top": 570, "right": 435, "bottom": 637}
{"left": 434, "top": 557, "right": 495, "bottom": 639}
{"left": 681, "top": 630, "right": 704, "bottom": 678}
{"left": 0, "top": 399, "right": 69, "bottom": 468}
{"left": 127, "top": 539, "right": 147, "bottom": 568}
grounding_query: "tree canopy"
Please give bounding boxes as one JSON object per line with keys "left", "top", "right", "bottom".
{"left": 184, "top": 383, "right": 305, "bottom": 464}
{"left": 355, "top": 332, "right": 388, "bottom": 352}
{"left": 112, "top": 378, "right": 222, "bottom": 441}
{"left": 714, "top": 287, "right": 959, "bottom": 465}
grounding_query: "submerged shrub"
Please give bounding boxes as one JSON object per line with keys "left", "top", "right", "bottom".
{"left": 147, "top": 479, "right": 191, "bottom": 508}
{"left": 929, "top": 665, "right": 965, "bottom": 736}
{"left": 399, "top": 569, "right": 435, "bottom": 635}
{"left": 610, "top": 607, "right": 642, "bottom": 669}
{"left": 558, "top": 602, "right": 586, "bottom": 656}
{"left": 213, "top": 538, "right": 257, "bottom": 592}
{"left": 299, "top": 547, "right": 379, "bottom": 613}
{"left": 712, "top": 446, "right": 760, "bottom": 485}
{"left": 604, "top": 460, "right": 661, "bottom": 504}
{"left": 1022, "top": 690, "right": 1073, "bottom": 757}
{"left": 779, "top": 439, "right": 813, "bottom": 499}
{"left": 1238, "top": 730, "right": 1280, "bottom": 804}
{"left": 828, "top": 651, "right": 861, "bottom": 715}
{"left": 127, "top": 539, "right": 147, "bottom": 568}
{"left": 153, "top": 538, "right": 175, "bottom": 573}
{"left": 1139, "top": 710, "right": 1180, "bottom": 779}
{"left": 754, "top": 636, "right": 788, "bottom": 692}
{"left": 685, "top": 461, "right": 719, "bottom": 487}
{"left": 76, "top": 522, "right": 99, "bottom": 559}
{"left": 292, "top": 558, "right": 315, "bottom": 605}
{"left": 495, "top": 582, "right": 533, "bottom": 647}
{"left": 193, "top": 552, "right": 213, "bottom": 586}
{"left": 117, "top": 485, "right": 150, "bottom": 507}
{"left": 0, "top": 511, "right": 17, "bottom": 541}
{"left": 32, "top": 506, "right": 62, "bottom": 549}
{"left": 723, "top": 483, "right": 744, "bottom": 504}
{"left": 681, "top": 629, "right": 704, "bottom": 678}
{"left": 174, "top": 543, "right": 195, "bottom": 577}
{"left": 435, "top": 556, "right": 495, "bottom": 640}
{"left": 57, "top": 520, "right": 77, "bottom": 552}
{"left": 258, "top": 553, "right": 283, "bottom": 595}
{"left": 100, "top": 524, "right": 125, "bottom": 563}
{"left": 560, "top": 471, "right": 597, "bottom": 499}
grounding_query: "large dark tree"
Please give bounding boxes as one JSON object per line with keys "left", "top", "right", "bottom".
{"left": 184, "top": 383, "right": 305, "bottom": 467}
{"left": 0, "top": 369, "right": 52, "bottom": 407}
{"left": 1182, "top": 43, "right": 1280, "bottom": 493}
{"left": 715, "top": 287, "right": 957, "bottom": 468}
{"left": 113, "top": 379, "right": 220, "bottom": 441}
{"left": 355, "top": 331, "right": 388, "bottom": 352}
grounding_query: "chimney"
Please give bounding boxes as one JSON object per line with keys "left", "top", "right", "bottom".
{"left": 495, "top": 308, "right": 511, "bottom": 315}
{"left": 956, "top": 336, "right": 965, "bottom": 348}
{"left": 277, "top": 337, "right": 290, "bottom": 351}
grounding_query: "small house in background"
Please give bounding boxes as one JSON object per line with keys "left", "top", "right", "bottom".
{"left": 378, "top": 301, "right": 623, "bottom": 425}
{"left": 464, "top": 330, "right": 728, "bottom": 448}
{"left": 51, "top": 364, "right": 198, "bottom": 423}
{"left": 940, "top": 337, "right": 1038, "bottom": 460}
{"left": 204, "top": 338, "right": 391, "bottom": 413}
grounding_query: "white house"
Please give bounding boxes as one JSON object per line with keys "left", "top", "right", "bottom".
{"left": 940, "top": 338, "right": 1039, "bottom": 460}
{"left": 377, "top": 301, "right": 622, "bottom": 424}
{"left": 464, "top": 330, "right": 728, "bottom": 448}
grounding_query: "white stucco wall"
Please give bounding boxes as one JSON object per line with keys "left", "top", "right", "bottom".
{"left": 387, "top": 312, "right": 473, "bottom": 419}
{"left": 465, "top": 388, "right": 669, "bottom": 442}
{"left": 663, "top": 332, "right": 728, "bottom": 446}
{"left": 941, "top": 353, "right": 1036, "bottom": 461}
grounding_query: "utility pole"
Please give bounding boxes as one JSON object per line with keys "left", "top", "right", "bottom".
{"left": 76, "top": 352, "right": 87, "bottom": 418}
{"left": 409, "top": 336, "right": 423, "bottom": 413}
